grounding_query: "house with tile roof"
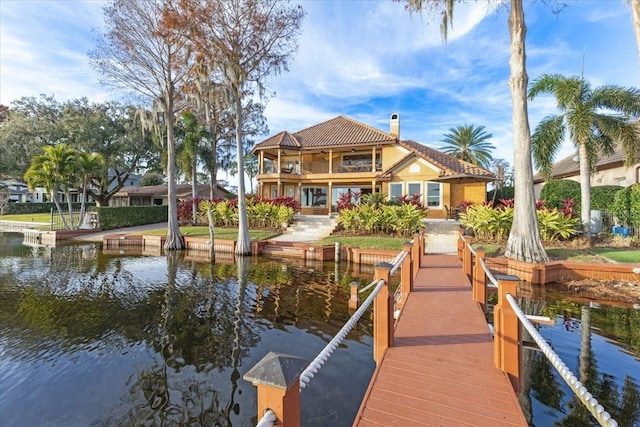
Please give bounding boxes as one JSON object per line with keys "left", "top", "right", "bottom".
{"left": 252, "top": 114, "right": 495, "bottom": 219}
{"left": 533, "top": 148, "right": 640, "bottom": 198}
{"left": 109, "top": 183, "right": 232, "bottom": 207}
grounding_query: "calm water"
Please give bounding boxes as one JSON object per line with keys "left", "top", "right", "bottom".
{"left": 0, "top": 232, "right": 638, "bottom": 426}
{"left": 0, "top": 233, "right": 377, "bottom": 426}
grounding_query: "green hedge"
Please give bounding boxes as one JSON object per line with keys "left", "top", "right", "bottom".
{"left": 97, "top": 206, "right": 168, "bottom": 230}
{"left": 610, "top": 184, "right": 640, "bottom": 227}
{"left": 4, "top": 202, "right": 95, "bottom": 215}
{"left": 540, "top": 180, "right": 581, "bottom": 210}
{"left": 591, "top": 185, "right": 624, "bottom": 210}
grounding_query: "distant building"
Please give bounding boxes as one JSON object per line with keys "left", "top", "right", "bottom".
{"left": 534, "top": 148, "right": 640, "bottom": 198}
{"left": 109, "top": 183, "right": 233, "bottom": 207}
{"left": 0, "top": 180, "right": 31, "bottom": 203}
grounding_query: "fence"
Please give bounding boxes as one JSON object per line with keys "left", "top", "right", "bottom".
{"left": 458, "top": 232, "right": 619, "bottom": 426}
{"left": 242, "top": 232, "right": 424, "bottom": 427}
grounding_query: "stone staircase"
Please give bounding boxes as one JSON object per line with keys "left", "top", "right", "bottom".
{"left": 270, "top": 214, "right": 339, "bottom": 242}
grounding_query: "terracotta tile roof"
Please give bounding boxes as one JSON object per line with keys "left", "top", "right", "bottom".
{"left": 255, "top": 131, "right": 302, "bottom": 149}
{"left": 253, "top": 115, "right": 396, "bottom": 151}
{"left": 393, "top": 140, "right": 495, "bottom": 180}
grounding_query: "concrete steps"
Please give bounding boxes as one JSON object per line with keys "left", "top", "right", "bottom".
{"left": 272, "top": 214, "right": 338, "bottom": 242}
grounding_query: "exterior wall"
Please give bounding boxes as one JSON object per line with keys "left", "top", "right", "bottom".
{"left": 534, "top": 163, "right": 640, "bottom": 198}
{"left": 256, "top": 143, "right": 489, "bottom": 217}
{"left": 380, "top": 145, "right": 409, "bottom": 169}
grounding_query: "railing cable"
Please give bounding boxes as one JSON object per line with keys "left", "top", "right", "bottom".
{"left": 255, "top": 409, "right": 277, "bottom": 427}
{"left": 478, "top": 257, "right": 498, "bottom": 288}
{"left": 358, "top": 278, "right": 379, "bottom": 294}
{"left": 505, "top": 293, "right": 618, "bottom": 427}
{"left": 390, "top": 250, "right": 408, "bottom": 276}
{"left": 299, "top": 278, "right": 386, "bottom": 390}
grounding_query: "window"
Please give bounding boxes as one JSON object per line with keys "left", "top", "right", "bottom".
{"left": 425, "top": 182, "right": 441, "bottom": 208}
{"left": 616, "top": 177, "right": 627, "bottom": 186}
{"left": 389, "top": 183, "right": 402, "bottom": 201}
{"left": 407, "top": 182, "right": 421, "bottom": 197}
{"left": 302, "top": 186, "right": 327, "bottom": 207}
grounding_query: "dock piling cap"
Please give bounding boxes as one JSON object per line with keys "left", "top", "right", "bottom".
{"left": 243, "top": 352, "right": 308, "bottom": 390}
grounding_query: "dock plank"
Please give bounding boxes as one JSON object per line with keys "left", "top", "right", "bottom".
{"left": 353, "top": 254, "right": 527, "bottom": 427}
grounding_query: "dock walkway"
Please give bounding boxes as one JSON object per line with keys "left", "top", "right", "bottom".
{"left": 353, "top": 254, "right": 527, "bottom": 426}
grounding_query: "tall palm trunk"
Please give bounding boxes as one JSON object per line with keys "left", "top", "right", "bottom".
{"left": 504, "top": 0, "right": 549, "bottom": 263}
{"left": 235, "top": 93, "right": 251, "bottom": 256}
{"left": 632, "top": 0, "right": 640, "bottom": 65}
{"left": 191, "top": 165, "right": 197, "bottom": 225}
{"left": 578, "top": 142, "right": 592, "bottom": 240}
{"left": 51, "top": 189, "right": 70, "bottom": 230}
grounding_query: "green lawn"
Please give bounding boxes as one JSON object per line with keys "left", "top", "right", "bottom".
{"left": 591, "top": 249, "right": 640, "bottom": 264}
{"left": 317, "top": 235, "right": 409, "bottom": 251}
{"left": 0, "top": 213, "right": 52, "bottom": 222}
{"left": 138, "top": 226, "right": 279, "bottom": 241}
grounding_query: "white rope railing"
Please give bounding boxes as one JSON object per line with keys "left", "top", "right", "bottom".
{"left": 505, "top": 293, "right": 618, "bottom": 427}
{"left": 390, "top": 250, "right": 408, "bottom": 276}
{"left": 299, "top": 278, "right": 386, "bottom": 390}
{"left": 255, "top": 409, "right": 277, "bottom": 427}
{"left": 358, "top": 278, "right": 379, "bottom": 294}
{"left": 478, "top": 257, "right": 498, "bottom": 288}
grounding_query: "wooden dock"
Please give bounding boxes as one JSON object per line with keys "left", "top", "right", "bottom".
{"left": 353, "top": 254, "right": 527, "bottom": 427}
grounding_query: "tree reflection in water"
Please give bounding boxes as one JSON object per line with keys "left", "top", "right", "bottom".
{"left": 0, "top": 236, "right": 374, "bottom": 426}
{"left": 523, "top": 299, "right": 640, "bottom": 427}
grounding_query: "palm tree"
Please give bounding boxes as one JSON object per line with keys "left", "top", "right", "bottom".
{"left": 439, "top": 124, "right": 495, "bottom": 169}
{"left": 401, "top": 0, "right": 549, "bottom": 263}
{"left": 630, "top": 0, "right": 640, "bottom": 64}
{"left": 529, "top": 74, "right": 640, "bottom": 239}
{"left": 24, "top": 143, "right": 76, "bottom": 229}
{"left": 177, "top": 111, "right": 208, "bottom": 224}
{"left": 75, "top": 151, "right": 104, "bottom": 228}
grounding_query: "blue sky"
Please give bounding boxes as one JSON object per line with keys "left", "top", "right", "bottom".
{"left": 1, "top": 0, "right": 638, "bottom": 173}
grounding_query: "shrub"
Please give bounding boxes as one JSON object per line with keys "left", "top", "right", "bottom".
{"left": 337, "top": 197, "right": 427, "bottom": 237}
{"left": 540, "top": 179, "right": 581, "bottom": 210}
{"left": 611, "top": 184, "right": 640, "bottom": 228}
{"left": 177, "top": 197, "right": 205, "bottom": 225}
{"left": 536, "top": 208, "right": 579, "bottom": 241}
{"left": 591, "top": 185, "right": 623, "bottom": 211}
{"left": 97, "top": 205, "right": 168, "bottom": 230}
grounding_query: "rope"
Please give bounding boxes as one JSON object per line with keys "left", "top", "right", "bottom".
{"left": 358, "top": 278, "right": 379, "bottom": 294}
{"left": 255, "top": 409, "right": 277, "bottom": 427}
{"left": 478, "top": 257, "right": 498, "bottom": 288}
{"left": 459, "top": 232, "right": 476, "bottom": 256}
{"left": 505, "top": 294, "right": 618, "bottom": 427}
{"left": 299, "top": 278, "right": 386, "bottom": 390}
{"left": 390, "top": 251, "right": 408, "bottom": 276}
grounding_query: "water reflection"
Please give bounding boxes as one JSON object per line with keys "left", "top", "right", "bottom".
{"left": 0, "top": 233, "right": 375, "bottom": 426}
{"left": 519, "top": 294, "right": 640, "bottom": 427}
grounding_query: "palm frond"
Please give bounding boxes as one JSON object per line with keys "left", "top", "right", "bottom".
{"left": 531, "top": 114, "right": 564, "bottom": 179}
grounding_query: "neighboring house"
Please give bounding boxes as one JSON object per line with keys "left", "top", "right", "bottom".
{"left": 0, "top": 180, "right": 31, "bottom": 203}
{"left": 533, "top": 148, "right": 640, "bottom": 198}
{"left": 109, "top": 183, "right": 232, "bottom": 207}
{"left": 251, "top": 114, "right": 494, "bottom": 218}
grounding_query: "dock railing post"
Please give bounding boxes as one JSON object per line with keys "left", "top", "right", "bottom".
{"left": 373, "top": 262, "right": 394, "bottom": 365}
{"left": 243, "top": 352, "right": 308, "bottom": 427}
{"left": 349, "top": 281, "right": 360, "bottom": 310}
{"left": 462, "top": 235, "right": 472, "bottom": 278}
{"left": 399, "top": 243, "right": 413, "bottom": 310}
{"left": 457, "top": 229, "right": 464, "bottom": 260}
{"left": 411, "top": 233, "right": 420, "bottom": 276}
{"left": 494, "top": 274, "right": 521, "bottom": 392}
{"left": 473, "top": 248, "right": 487, "bottom": 312}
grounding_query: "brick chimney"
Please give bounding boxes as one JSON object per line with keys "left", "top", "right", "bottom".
{"left": 390, "top": 113, "right": 400, "bottom": 138}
